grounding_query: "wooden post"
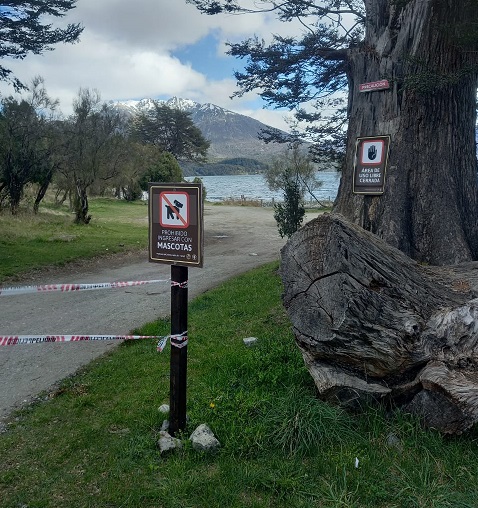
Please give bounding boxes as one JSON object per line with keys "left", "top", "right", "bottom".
{"left": 169, "top": 264, "right": 188, "bottom": 435}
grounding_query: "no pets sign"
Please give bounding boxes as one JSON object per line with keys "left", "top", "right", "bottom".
{"left": 149, "top": 183, "right": 204, "bottom": 267}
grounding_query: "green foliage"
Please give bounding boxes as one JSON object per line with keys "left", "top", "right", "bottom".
{"left": 0, "top": 86, "right": 198, "bottom": 214}
{"left": 190, "top": 0, "right": 478, "bottom": 165}
{"left": 189, "top": 0, "right": 359, "bottom": 160}
{"left": 265, "top": 146, "right": 319, "bottom": 237}
{"left": 0, "top": 77, "right": 59, "bottom": 214}
{"left": 273, "top": 180, "right": 305, "bottom": 238}
{"left": 0, "top": 1, "right": 83, "bottom": 90}
{"left": 138, "top": 151, "right": 183, "bottom": 190}
{"left": 191, "top": 176, "right": 207, "bottom": 201}
{"left": 402, "top": 56, "right": 478, "bottom": 94}
{"left": 133, "top": 101, "right": 210, "bottom": 161}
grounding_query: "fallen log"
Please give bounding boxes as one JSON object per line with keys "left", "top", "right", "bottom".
{"left": 280, "top": 213, "right": 478, "bottom": 434}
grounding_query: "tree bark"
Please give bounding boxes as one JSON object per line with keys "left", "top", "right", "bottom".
{"left": 334, "top": 0, "right": 478, "bottom": 265}
{"left": 33, "top": 168, "right": 53, "bottom": 214}
{"left": 74, "top": 179, "right": 91, "bottom": 224}
{"left": 281, "top": 213, "right": 478, "bottom": 434}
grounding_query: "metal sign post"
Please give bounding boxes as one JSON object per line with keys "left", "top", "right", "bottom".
{"left": 169, "top": 265, "right": 188, "bottom": 435}
{"left": 148, "top": 182, "right": 204, "bottom": 436}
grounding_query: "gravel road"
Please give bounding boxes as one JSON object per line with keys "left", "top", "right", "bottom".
{"left": 0, "top": 205, "right": 318, "bottom": 422}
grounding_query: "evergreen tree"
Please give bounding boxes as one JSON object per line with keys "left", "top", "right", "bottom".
{"left": 133, "top": 102, "right": 210, "bottom": 161}
{"left": 0, "top": 1, "right": 83, "bottom": 90}
{"left": 188, "top": 0, "right": 478, "bottom": 265}
{"left": 265, "top": 146, "right": 318, "bottom": 237}
{"left": 138, "top": 151, "right": 183, "bottom": 191}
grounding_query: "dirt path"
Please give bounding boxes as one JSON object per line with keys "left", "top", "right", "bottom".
{"left": 0, "top": 205, "right": 319, "bottom": 422}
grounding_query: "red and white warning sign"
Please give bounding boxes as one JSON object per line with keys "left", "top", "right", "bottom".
{"left": 353, "top": 135, "right": 391, "bottom": 195}
{"left": 149, "top": 182, "right": 204, "bottom": 267}
{"left": 159, "top": 191, "right": 189, "bottom": 228}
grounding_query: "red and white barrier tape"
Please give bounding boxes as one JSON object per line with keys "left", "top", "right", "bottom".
{"left": 0, "top": 335, "right": 164, "bottom": 346}
{"left": 170, "top": 280, "right": 188, "bottom": 289}
{"left": 0, "top": 279, "right": 169, "bottom": 296}
{"left": 157, "top": 331, "right": 188, "bottom": 352}
{"left": 0, "top": 333, "right": 190, "bottom": 351}
{"left": 1, "top": 278, "right": 190, "bottom": 351}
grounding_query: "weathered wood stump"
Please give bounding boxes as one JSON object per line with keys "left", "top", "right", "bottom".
{"left": 280, "top": 213, "right": 478, "bottom": 434}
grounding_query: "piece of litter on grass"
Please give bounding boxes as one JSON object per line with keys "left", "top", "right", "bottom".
{"left": 355, "top": 457, "right": 359, "bottom": 468}
{"left": 249, "top": 253, "right": 258, "bottom": 256}
{"left": 243, "top": 337, "right": 258, "bottom": 347}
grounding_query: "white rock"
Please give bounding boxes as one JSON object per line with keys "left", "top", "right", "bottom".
{"left": 190, "top": 424, "right": 221, "bottom": 452}
{"left": 158, "top": 404, "right": 170, "bottom": 413}
{"left": 157, "top": 430, "right": 181, "bottom": 455}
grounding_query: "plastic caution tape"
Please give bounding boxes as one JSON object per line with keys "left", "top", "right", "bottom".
{"left": 170, "top": 280, "right": 188, "bottom": 289}
{"left": 157, "top": 331, "right": 188, "bottom": 352}
{"left": 0, "top": 335, "right": 164, "bottom": 346}
{"left": 0, "top": 279, "right": 169, "bottom": 296}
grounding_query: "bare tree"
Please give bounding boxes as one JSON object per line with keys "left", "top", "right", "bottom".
{"left": 62, "top": 89, "right": 127, "bottom": 223}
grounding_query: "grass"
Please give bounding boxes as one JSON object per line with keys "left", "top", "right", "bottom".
{"left": 1, "top": 262, "right": 478, "bottom": 507}
{"left": 0, "top": 198, "right": 149, "bottom": 282}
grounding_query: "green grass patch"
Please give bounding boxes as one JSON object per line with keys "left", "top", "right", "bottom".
{"left": 0, "top": 198, "right": 148, "bottom": 282}
{"left": 1, "top": 263, "right": 478, "bottom": 507}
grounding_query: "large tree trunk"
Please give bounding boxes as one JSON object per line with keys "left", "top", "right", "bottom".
{"left": 334, "top": 0, "right": 478, "bottom": 265}
{"left": 281, "top": 213, "right": 478, "bottom": 434}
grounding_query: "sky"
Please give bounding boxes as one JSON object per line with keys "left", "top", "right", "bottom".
{"left": 0, "top": 0, "right": 300, "bottom": 131}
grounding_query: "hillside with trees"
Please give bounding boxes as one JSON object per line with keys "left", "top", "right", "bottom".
{"left": 0, "top": 84, "right": 210, "bottom": 223}
{"left": 180, "top": 157, "right": 269, "bottom": 176}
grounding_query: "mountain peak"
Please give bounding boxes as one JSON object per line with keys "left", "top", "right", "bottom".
{"left": 114, "top": 96, "right": 287, "bottom": 162}
{"left": 165, "top": 97, "right": 199, "bottom": 111}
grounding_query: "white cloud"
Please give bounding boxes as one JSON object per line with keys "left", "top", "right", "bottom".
{"left": 239, "top": 106, "right": 295, "bottom": 132}
{"left": 0, "top": 0, "right": 304, "bottom": 130}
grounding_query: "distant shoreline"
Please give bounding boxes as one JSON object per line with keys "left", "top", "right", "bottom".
{"left": 185, "top": 172, "right": 340, "bottom": 204}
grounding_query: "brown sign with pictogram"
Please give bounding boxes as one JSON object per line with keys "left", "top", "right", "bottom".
{"left": 353, "top": 136, "right": 391, "bottom": 195}
{"left": 149, "top": 182, "right": 204, "bottom": 267}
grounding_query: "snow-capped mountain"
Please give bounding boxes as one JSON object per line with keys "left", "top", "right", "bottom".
{"left": 114, "top": 97, "right": 287, "bottom": 162}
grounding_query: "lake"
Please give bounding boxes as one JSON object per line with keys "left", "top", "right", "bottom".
{"left": 186, "top": 172, "right": 341, "bottom": 204}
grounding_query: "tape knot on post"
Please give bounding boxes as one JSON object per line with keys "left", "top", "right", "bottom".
{"left": 170, "top": 280, "right": 188, "bottom": 289}
{"left": 157, "top": 331, "right": 188, "bottom": 352}
{"left": 170, "top": 330, "right": 188, "bottom": 349}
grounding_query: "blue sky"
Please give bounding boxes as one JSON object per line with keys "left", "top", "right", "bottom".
{"left": 173, "top": 32, "right": 233, "bottom": 80}
{"left": 0, "top": 0, "right": 296, "bottom": 130}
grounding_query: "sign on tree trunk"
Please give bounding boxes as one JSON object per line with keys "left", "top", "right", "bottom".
{"left": 352, "top": 136, "right": 390, "bottom": 195}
